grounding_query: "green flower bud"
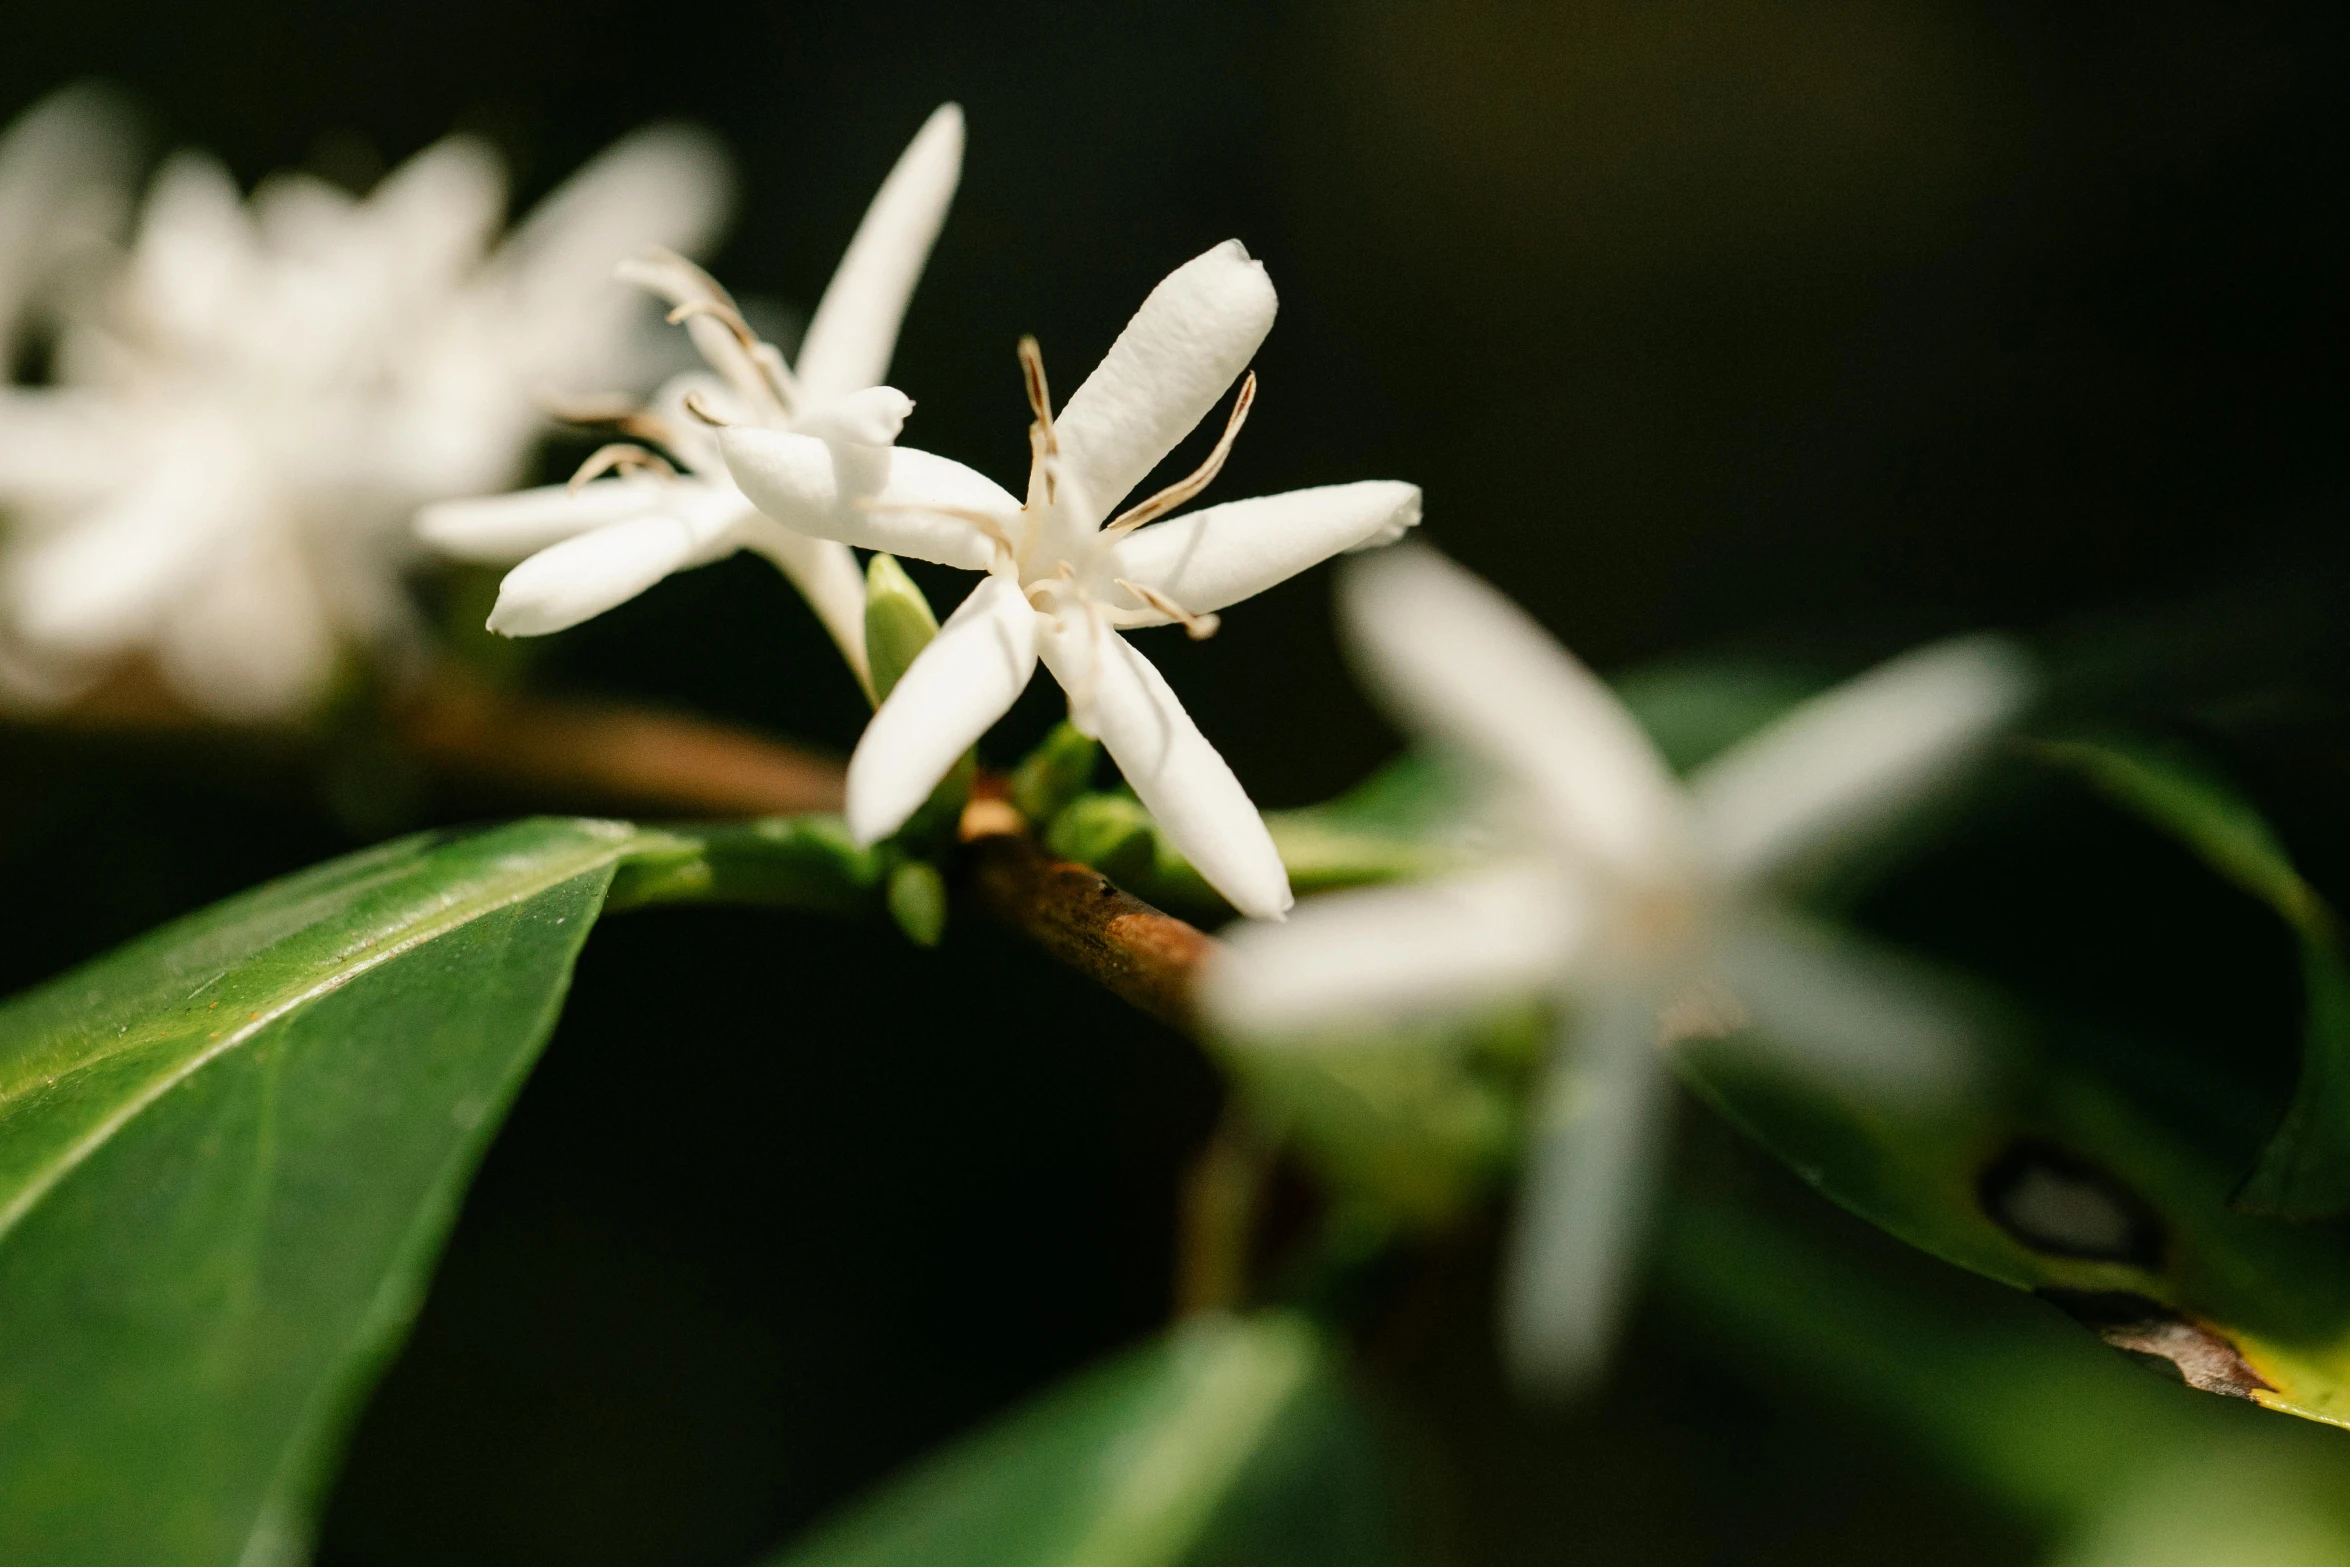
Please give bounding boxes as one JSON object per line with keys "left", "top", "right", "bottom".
{"left": 1009, "top": 720, "right": 1102, "bottom": 827}
{"left": 885, "top": 858, "right": 949, "bottom": 948}
{"left": 864, "top": 553, "right": 938, "bottom": 704}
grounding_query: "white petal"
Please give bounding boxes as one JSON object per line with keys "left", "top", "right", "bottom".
{"left": 1688, "top": 635, "right": 2032, "bottom": 885}
{"left": 1045, "top": 621, "right": 1291, "bottom": 918}
{"left": 485, "top": 509, "right": 738, "bottom": 636}
{"left": 1501, "top": 996, "right": 1669, "bottom": 1397}
{"left": 793, "top": 104, "right": 963, "bottom": 406}
{"left": 1202, "top": 863, "right": 1582, "bottom": 1035}
{"left": 793, "top": 385, "right": 914, "bottom": 447}
{"left": 156, "top": 528, "right": 340, "bottom": 723}
{"left": 0, "top": 86, "right": 137, "bottom": 338}
{"left": 845, "top": 574, "right": 1037, "bottom": 845}
{"left": 737, "top": 518, "right": 871, "bottom": 692}
{"left": 1339, "top": 545, "right": 1690, "bottom": 876}
{"left": 1109, "top": 481, "right": 1421, "bottom": 620}
{"left": 718, "top": 427, "right": 1007, "bottom": 571}
{"left": 0, "top": 388, "right": 127, "bottom": 506}
{"left": 1053, "top": 241, "right": 1277, "bottom": 515}
{"left": 1709, "top": 910, "right": 1976, "bottom": 1101}
{"left": 416, "top": 476, "right": 678, "bottom": 563}
{"left": 7, "top": 451, "right": 239, "bottom": 654}
{"left": 129, "top": 153, "right": 256, "bottom": 341}
{"left": 493, "top": 123, "right": 735, "bottom": 388}
{"left": 359, "top": 134, "right": 505, "bottom": 285}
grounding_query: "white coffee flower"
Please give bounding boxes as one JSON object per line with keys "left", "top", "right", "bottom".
{"left": 0, "top": 86, "right": 139, "bottom": 364}
{"left": 0, "top": 118, "right": 731, "bottom": 720}
{"left": 418, "top": 105, "right": 966, "bottom": 697}
{"left": 719, "top": 241, "right": 1422, "bottom": 919}
{"left": 1203, "top": 545, "right": 2028, "bottom": 1391}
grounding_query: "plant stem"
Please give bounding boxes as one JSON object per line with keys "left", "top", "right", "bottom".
{"left": 398, "top": 673, "right": 847, "bottom": 816}
{"left": 961, "top": 824, "right": 1215, "bottom": 1032}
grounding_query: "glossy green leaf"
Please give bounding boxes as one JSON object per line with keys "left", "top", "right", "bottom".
{"left": 1673, "top": 943, "right": 2350, "bottom": 1432}
{"left": 605, "top": 814, "right": 886, "bottom": 913}
{"left": 1659, "top": 1183, "right": 2350, "bottom": 1553}
{"left": 2033, "top": 737, "right": 2350, "bottom": 1216}
{"left": 0, "top": 817, "right": 666, "bottom": 1564}
{"left": 769, "top": 1312, "right": 1399, "bottom": 1567}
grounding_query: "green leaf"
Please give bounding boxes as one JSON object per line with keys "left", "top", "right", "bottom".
{"left": 1659, "top": 1181, "right": 2350, "bottom": 1549}
{"left": 0, "top": 818, "right": 660, "bottom": 1565}
{"left": 605, "top": 815, "right": 886, "bottom": 914}
{"left": 2033, "top": 738, "right": 2350, "bottom": 1216}
{"left": 1671, "top": 934, "right": 2350, "bottom": 1433}
{"left": 769, "top": 1312, "right": 1400, "bottom": 1567}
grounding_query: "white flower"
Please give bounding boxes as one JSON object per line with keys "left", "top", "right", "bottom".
{"left": 1202, "top": 545, "right": 2029, "bottom": 1392}
{"left": 417, "top": 104, "right": 967, "bottom": 697}
{"left": 0, "top": 117, "right": 731, "bottom": 721}
{"left": 718, "top": 241, "right": 1423, "bottom": 919}
{"left": 0, "top": 86, "right": 139, "bottom": 364}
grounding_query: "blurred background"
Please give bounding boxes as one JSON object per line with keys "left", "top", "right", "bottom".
{"left": 2, "top": 2, "right": 2348, "bottom": 1562}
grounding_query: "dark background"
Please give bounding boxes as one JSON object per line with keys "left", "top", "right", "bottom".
{"left": 2, "top": 2, "right": 2347, "bottom": 1562}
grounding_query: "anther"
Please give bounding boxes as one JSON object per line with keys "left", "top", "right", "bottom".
{"left": 1103, "top": 371, "right": 1256, "bottom": 536}
{"left": 1018, "top": 335, "right": 1057, "bottom": 447}
{"left": 681, "top": 389, "right": 738, "bottom": 428}
{"left": 1117, "top": 578, "right": 1222, "bottom": 640}
{"left": 567, "top": 443, "right": 679, "bottom": 493}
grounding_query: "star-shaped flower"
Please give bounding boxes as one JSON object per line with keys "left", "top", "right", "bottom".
{"left": 417, "top": 105, "right": 965, "bottom": 697}
{"left": 718, "top": 241, "right": 1422, "bottom": 919}
{"left": 1202, "top": 545, "right": 2028, "bottom": 1390}
{"left": 0, "top": 117, "right": 731, "bottom": 720}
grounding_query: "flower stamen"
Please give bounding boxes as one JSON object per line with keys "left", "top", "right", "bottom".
{"left": 622, "top": 248, "right": 799, "bottom": 415}
{"left": 681, "top": 389, "right": 738, "bottom": 428}
{"left": 567, "top": 442, "right": 679, "bottom": 492}
{"left": 1102, "top": 371, "right": 1255, "bottom": 536}
{"left": 1117, "top": 578, "right": 1222, "bottom": 640}
{"left": 1018, "top": 336, "right": 1059, "bottom": 503}
{"left": 541, "top": 391, "right": 680, "bottom": 450}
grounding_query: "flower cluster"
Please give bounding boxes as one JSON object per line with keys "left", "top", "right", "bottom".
{"left": 0, "top": 86, "right": 2039, "bottom": 1397}
{"left": 0, "top": 89, "right": 732, "bottom": 719}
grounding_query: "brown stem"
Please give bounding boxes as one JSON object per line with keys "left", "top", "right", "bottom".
{"left": 397, "top": 673, "right": 847, "bottom": 817}
{"left": 960, "top": 819, "right": 1216, "bottom": 1033}
{"left": 411, "top": 678, "right": 1221, "bottom": 1027}
{"left": 48, "top": 662, "right": 1219, "bottom": 1029}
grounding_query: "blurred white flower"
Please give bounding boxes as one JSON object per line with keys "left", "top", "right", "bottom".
{"left": 1202, "top": 545, "right": 2028, "bottom": 1393}
{"left": 0, "top": 111, "right": 732, "bottom": 721}
{"left": 719, "top": 241, "right": 1422, "bottom": 919}
{"left": 419, "top": 104, "right": 967, "bottom": 698}
{"left": 0, "top": 86, "right": 139, "bottom": 365}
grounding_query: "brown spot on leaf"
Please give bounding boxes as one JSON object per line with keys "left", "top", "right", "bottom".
{"left": 2041, "top": 1290, "right": 2275, "bottom": 1400}
{"left": 1980, "top": 1139, "right": 2165, "bottom": 1268}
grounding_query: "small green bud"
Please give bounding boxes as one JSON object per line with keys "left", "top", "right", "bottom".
{"left": 1045, "top": 792, "right": 1158, "bottom": 886}
{"left": 886, "top": 858, "right": 949, "bottom": 948}
{"left": 864, "top": 553, "right": 938, "bottom": 704}
{"left": 1008, "top": 721, "right": 1102, "bottom": 827}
